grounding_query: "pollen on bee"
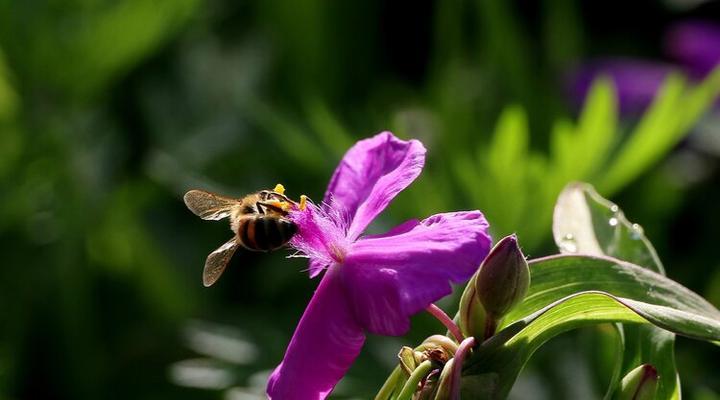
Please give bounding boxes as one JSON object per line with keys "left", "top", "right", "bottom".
{"left": 267, "top": 200, "right": 291, "bottom": 212}
{"left": 273, "top": 183, "right": 286, "bottom": 195}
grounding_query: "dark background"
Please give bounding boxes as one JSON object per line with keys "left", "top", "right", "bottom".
{"left": 0, "top": 0, "right": 719, "bottom": 399}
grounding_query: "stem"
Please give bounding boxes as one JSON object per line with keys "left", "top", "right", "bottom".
{"left": 426, "top": 303, "right": 464, "bottom": 343}
{"left": 374, "top": 365, "right": 405, "bottom": 400}
{"left": 450, "top": 337, "right": 476, "bottom": 400}
{"left": 397, "top": 360, "right": 433, "bottom": 400}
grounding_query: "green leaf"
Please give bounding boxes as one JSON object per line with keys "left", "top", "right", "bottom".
{"left": 551, "top": 79, "right": 617, "bottom": 186}
{"left": 0, "top": 48, "right": 18, "bottom": 120}
{"left": 552, "top": 182, "right": 677, "bottom": 397}
{"left": 475, "top": 0, "right": 534, "bottom": 104}
{"left": 677, "top": 66, "right": 720, "bottom": 133}
{"left": 620, "top": 325, "right": 680, "bottom": 400}
{"left": 486, "top": 105, "right": 529, "bottom": 176}
{"left": 482, "top": 105, "right": 529, "bottom": 234}
{"left": 245, "top": 99, "right": 328, "bottom": 171}
{"left": 502, "top": 255, "right": 720, "bottom": 330}
{"left": 603, "top": 324, "right": 626, "bottom": 400}
{"left": 464, "top": 290, "right": 720, "bottom": 399}
{"left": 598, "top": 74, "right": 685, "bottom": 193}
{"left": 503, "top": 254, "right": 707, "bottom": 399}
{"left": 599, "top": 68, "right": 720, "bottom": 194}
{"left": 575, "top": 78, "right": 617, "bottom": 178}
{"left": 304, "top": 98, "right": 354, "bottom": 158}
{"left": 0, "top": 49, "right": 22, "bottom": 180}
{"left": 0, "top": 0, "right": 200, "bottom": 98}
{"left": 553, "top": 182, "right": 664, "bottom": 273}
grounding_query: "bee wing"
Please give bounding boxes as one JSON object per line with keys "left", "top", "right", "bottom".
{"left": 184, "top": 190, "right": 238, "bottom": 221}
{"left": 203, "top": 237, "right": 239, "bottom": 287}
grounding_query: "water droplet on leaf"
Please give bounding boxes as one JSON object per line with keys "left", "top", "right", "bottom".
{"left": 609, "top": 217, "right": 619, "bottom": 227}
{"left": 631, "top": 223, "right": 644, "bottom": 239}
{"left": 560, "top": 233, "right": 577, "bottom": 253}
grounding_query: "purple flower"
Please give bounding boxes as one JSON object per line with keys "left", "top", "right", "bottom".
{"left": 567, "top": 21, "right": 720, "bottom": 115}
{"left": 666, "top": 20, "right": 720, "bottom": 78}
{"left": 266, "top": 132, "right": 492, "bottom": 400}
{"left": 566, "top": 58, "right": 676, "bottom": 115}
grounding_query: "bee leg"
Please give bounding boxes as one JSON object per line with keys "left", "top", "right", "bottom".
{"left": 255, "top": 202, "right": 267, "bottom": 214}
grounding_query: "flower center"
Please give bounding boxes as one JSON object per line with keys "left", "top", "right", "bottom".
{"left": 327, "top": 242, "right": 347, "bottom": 264}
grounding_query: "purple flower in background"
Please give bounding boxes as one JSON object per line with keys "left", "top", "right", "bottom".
{"left": 567, "top": 20, "right": 720, "bottom": 114}
{"left": 568, "top": 58, "right": 676, "bottom": 114}
{"left": 266, "top": 132, "right": 492, "bottom": 400}
{"left": 666, "top": 20, "right": 720, "bottom": 78}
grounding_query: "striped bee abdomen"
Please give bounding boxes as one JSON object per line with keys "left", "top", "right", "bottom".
{"left": 238, "top": 215, "right": 297, "bottom": 251}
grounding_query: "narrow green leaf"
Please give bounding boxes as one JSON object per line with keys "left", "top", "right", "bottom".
{"left": 678, "top": 66, "right": 720, "bottom": 132}
{"left": 482, "top": 105, "right": 529, "bottom": 233}
{"left": 519, "top": 153, "right": 554, "bottom": 249}
{"left": 487, "top": 105, "right": 528, "bottom": 174}
{"left": 598, "top": 69, "right": 720, "bottom": 194}
{"left": 304, "top": 98, "right": 354, "bottom": 157}
{"left": 549, "top": 117, "right": 576, "bottom": 183}
{"left": 0, "top": 49, "right": 17, "bottom": 120}
{"left": 549, "top": 79, "right": 618, "bottom": 186}
{"left": 576, "top": 78, "right": 617, "bottom": 178}
{"left": 542, "top": 0, "right": 582, "bottom": 70}
{"left": 599, "top": 74, "right": 686, "bottom": 194}
{"left": 475, "top": 0, "right": 534, "bottom": 102}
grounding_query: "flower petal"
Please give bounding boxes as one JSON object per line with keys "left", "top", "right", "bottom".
{"left": 267, "top": 266, "right": 366, "bottom": 400}
{"left": 341, "top": 211, "right": 491, "bottom": 335}
{"left": 324, "top": 131, "right": 426, "bottom": 240}
{"left": 288, "top": 203, "right": 351, "bottom": 277}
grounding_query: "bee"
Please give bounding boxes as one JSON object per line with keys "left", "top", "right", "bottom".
{"left": 183, "top": 185, "right": 302, "bottom": 287}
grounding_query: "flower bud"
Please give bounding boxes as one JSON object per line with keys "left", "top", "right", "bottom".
{"left": 475, "top": 234, "right": 530, "bottom": 319}
{"left": 418, "top": 335, "right": 458, "bottom": 357}
{"left": 616, "top": 364, "right": 658, "bottom": 400}
{"left": 457, "top": 273, "right": 488, "bottom": 339}
{"left": 412, "top": 335, "right": 457, "bottom": 368}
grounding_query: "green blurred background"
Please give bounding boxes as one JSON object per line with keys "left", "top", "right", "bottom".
{"left": 1, "top": 0, "right": 719, "bottom": 399}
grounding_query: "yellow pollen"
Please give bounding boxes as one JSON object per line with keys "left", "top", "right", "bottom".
{"left": 273, "top": 183, "right": 286, "bottom": 195}
{"left": 299, "top": 195, "right": 308, "bottom": 211}
{"left": 267, "top": 200, "right": 291, "bottom": 212}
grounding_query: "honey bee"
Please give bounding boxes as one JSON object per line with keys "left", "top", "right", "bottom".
{"left": 184, "top": 185, "right": 302, "bottom": 287}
